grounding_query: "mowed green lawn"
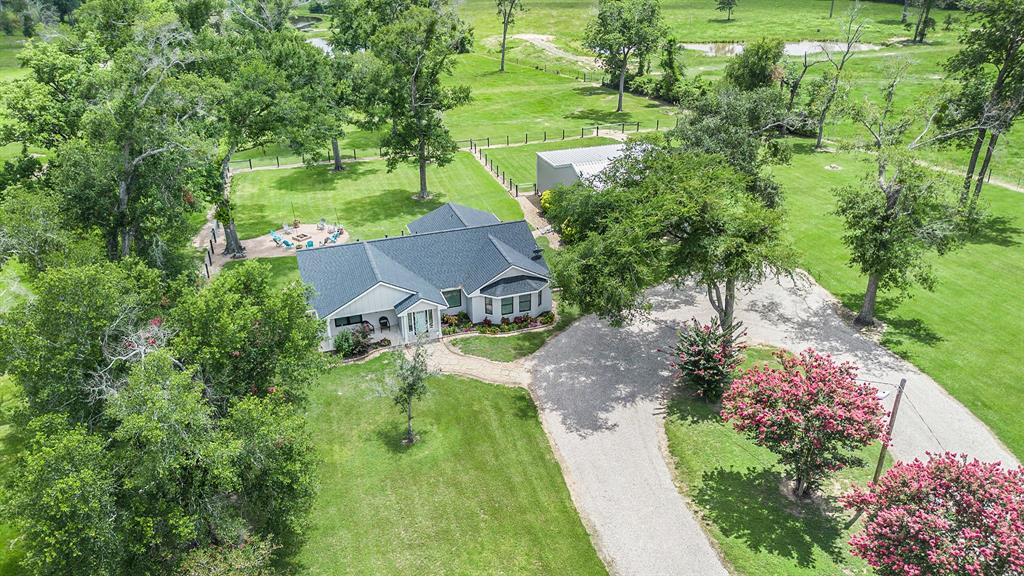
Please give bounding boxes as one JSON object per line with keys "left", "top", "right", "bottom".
{"left": 665, "top": 346, "right": 887, "bottom": 576}
{"left": 451, "top": 293, "right": 581, "bottom": 362}
{"left": 776, "top": 141, "right": 1024, "bottom": 458}
{"left": 231, "top": 152, "right": 522, "bottom": 240}
{"left": 481, "top": 137, "right": 620, "bottom": 185}
{"left": 297, "top": 355, "right": 606, "bottom": 575}
{"left": 221, "top": 256, "right": 300, "bottom": 290}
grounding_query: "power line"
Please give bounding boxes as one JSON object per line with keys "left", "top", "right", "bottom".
{"left": 901, "top": 391, "right": 947, "bottom": 452}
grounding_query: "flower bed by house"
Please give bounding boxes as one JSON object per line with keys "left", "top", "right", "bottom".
{"left": 442, "top": 311, "right": 555, "bottom": 336}
{"left": 333, "top": 326, "right": 391, "bottom": 360}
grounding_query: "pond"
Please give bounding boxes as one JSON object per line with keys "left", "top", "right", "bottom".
{"left": 680, "top": 40, "right": 882, "bottom": 57}
{"left": 290, "top": 15, "right": 323, "bottom": 30}
{"left": 306, "top": 37, "right": 333, "bottom": 55}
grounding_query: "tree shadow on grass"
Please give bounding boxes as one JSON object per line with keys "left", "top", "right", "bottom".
{"left": 965, "top": 214, "right": 1022, "bottom": 248}
{"left": 375, "top": 423, "right": 431, "bottom": 454}
{"left": 565, "top": 108, "right": 633, "bottom": 125}
{"left": 835, "top": 292, "right": 943, "bottom": 349}
{"left": 693, "top": 466, "right": 846, "bottom": 568}
{"left": 272, "top": 161, "right": 382, "bottom": 193}
{"left": 511, "top": 390, "right": 540, "bottom": 421}
{"left": 665, "top": 393, "right": 721, "bottom": 426}
{"left": 334, "top": 188, "right": 445, "bottom": 239}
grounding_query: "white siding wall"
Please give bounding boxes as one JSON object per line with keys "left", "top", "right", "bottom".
{"left": 473, "top": 286, "right": 552, "bottom": 324}
{"left": 322, "top": 283, "right": 410, "bottom": 349}
{"left": 399, "top": 300, "right": 443, "bottom": 343}
{"left": 537, "top": 159, "right": 581, "bottom": 193}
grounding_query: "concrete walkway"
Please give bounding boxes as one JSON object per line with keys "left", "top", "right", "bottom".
{"left": 419, "top": 339, "right": 531, "bottom": 388}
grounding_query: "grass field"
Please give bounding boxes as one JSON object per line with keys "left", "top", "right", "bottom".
{"left": 296, "top": 354, "right": 606, "bottom": 575}
{"left": 481, "top": 136, "right": 620, "bottom": 186}
{"left": 776, "top": 141, "right": 1024, "bottom": 458}
{"left": 664, "top": 346, "right": 888, "bottom": 576}
{"left": 451, "top": 293, "right": 580, "bottom": 362}
{"left": 459, "top": 0, "right": 960, "bottom": 48}
{"left": 231, "top": 152, "right": 523, "bottom": 241}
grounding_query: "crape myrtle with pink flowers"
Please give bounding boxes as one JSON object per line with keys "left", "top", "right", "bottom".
{"left": 721, "top": 348, "right": 888, "bottom": 498}
{"left": 842, "top": 452, "right": 1024, "bottom": 576}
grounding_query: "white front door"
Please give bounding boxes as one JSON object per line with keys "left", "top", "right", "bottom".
{"left": 407, "top": 309, "right": 434, "bottom": 337}
{"left": 413, "top": 311, "right": 427, "bottom": 334}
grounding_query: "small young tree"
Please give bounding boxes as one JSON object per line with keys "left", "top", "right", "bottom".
{"left": 670, "top": 317, "right": 745, "bottom": 401}
{"left": 716, "top": 0, "right": 737, "bottom": 21}
{"left": 583, "top": 0, "right": 665, "bottom": 113}
{"left": 721, "top": 349, "right": 887, "bottom": 498}
{"left": 842, "top": 452, "right": 1024, "bottom": 575}
{"left": 496, "top": 0, "right": 525, "bottom": 72}
{"left": 392, "top": 340, "right": 432, "bottom": 445}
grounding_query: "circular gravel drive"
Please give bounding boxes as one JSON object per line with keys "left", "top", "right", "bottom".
{"left": 531, "top": 274, "right": 1016, "bottom": 576}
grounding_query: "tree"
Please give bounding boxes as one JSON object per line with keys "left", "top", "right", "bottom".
{"left": 362, "top": 6, "right": 471, "bottom": 199}
{"left": 180, "top": 537, "right": 277, "bottom": 576}
{"left": 835, "top": 152, "right": 960, "bottom": 326}
{"left": 911, "top": 0, "right": 941, "bottom": 44}
{"left": 669, "top": 86, "right": 793, "bottom": 207}
{"left": 583, "top": 0, "right": 665, "bottom": 113}
{"left": 551, "top": 141, "right": 794, "bottom": 330}
{"left": 782, "top": 52, "right": 826, "bottom": 113}
{"left": 328, "top": 0, "right": 432, "bottom": 53}
{"left": 496, "top": 0, "right": 525, "bottom": 72}
{"left": 670, "top": 317, "right": 745, "bottom": 401}
{"left": 941, "top": 0, "right": 1024, "bottom": 215}
{"left": 842, "top": 453, "right": 1024, "bottom": 575}
{"left": 724, "top": 37, "right": 784, "bottom": 91}
{"left": 169, "top": 260, "right": 324, "bottom": 407}
{"left": 721, "top": 349, "right": 887, "bottom": 498}
{"left": 716, "top": 0, "right": 736, "bottom": 21}
{"left": 812, "top": 6, "right": 864, "bottom": 148}
{"left": 0, "top": 259, "right": 162, "bottom": 425}
{"left": 392, "top": 339, "right": 431, "bottom": 444}
{"left": 3, "top": 415, "right": 119, "bottom": 576}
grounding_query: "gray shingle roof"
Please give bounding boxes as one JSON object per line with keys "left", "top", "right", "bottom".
{"left": 297, "top": 220, "right": 548, "bottom": 317}
{"left": 479, "top": 275, "right": 548, "bottom": 297}
{"left": 406, "top": 203, "right": 500, "bottom": 234}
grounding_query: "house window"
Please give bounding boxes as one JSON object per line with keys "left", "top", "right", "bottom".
{"left": 519, "top": 293, "right": 532, "bottom": 312}
{"left": 484, "top": 297, "right": 493, "bottom": 314}
{"left": 333, "top": 314, "right": 362, "bottom": 327}
{"left": 501, "top": 297, "right": 513, "bottom": 315}
{"left": 537, "top": 290, "right": 543, "bottom": 306}
{"left": 443, "top": 289, "right": 462, "bottom": 308}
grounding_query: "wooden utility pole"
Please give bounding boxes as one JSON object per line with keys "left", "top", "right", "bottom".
{"left": 873, "top": 377, "right": 907, "bottom": 484}
{"left": 847, "top": 377, "right": 906, "bottom": 529}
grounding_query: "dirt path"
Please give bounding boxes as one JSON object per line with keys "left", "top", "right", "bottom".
{"left": 511, "top": 34, "right": 599, "bottom": 69}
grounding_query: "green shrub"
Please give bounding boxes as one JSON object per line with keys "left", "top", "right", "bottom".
{"left": 333, "top": 328, "right": 372, "bottom": 358}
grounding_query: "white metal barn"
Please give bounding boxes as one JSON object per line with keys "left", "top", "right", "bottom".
{"left": 535, "top": 144, "right": 625, "bottom": 192}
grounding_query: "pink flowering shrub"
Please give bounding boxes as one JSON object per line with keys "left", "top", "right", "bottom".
{"left": 842, "top": 453, "right": 1024, "bottom": 576}
{"left": 670, "top": 317, "right": 745, "bottom": 401}
{"left": 721, "top": 348, "right": 886, "bottom": 497}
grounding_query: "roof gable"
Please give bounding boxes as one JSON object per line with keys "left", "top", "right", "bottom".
{"left": 406, "top": 203, "right": 500, "bottom": 234}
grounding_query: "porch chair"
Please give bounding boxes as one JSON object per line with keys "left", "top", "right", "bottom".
{"left": 317, "top": 217, "right": 326, "bottom": 231}
{"left": 269, "top": 230, "right": 282, "bottom": 246}
{"left": 281, "top": 239, "right": 294, "bottom": 249}
{"left": 378, "top": 317, "right": 390, "bottom": 332}
{"left": 306, "top": 240, "right": 314, "bottom": 248}
{"left": 282, "top": 223, "right": 293, "bottom": 235}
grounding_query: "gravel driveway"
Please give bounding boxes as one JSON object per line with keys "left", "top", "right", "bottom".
{"left": 531, "top": 274, "right": 1016, "bottom": 576}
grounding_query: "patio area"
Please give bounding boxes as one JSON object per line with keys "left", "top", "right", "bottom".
{"left": 197, "top": 220, "right": 351, "bottom": 276}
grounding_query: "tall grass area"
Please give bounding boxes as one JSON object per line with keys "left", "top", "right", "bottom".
{"left": 231, "top": 152, "right": 522, "bottom": 240}
{"left": 296, "top": 354, "right": 607, "bottom": 575}
{"left": 776, "top": 142, "right": 1024, "bottom": 458}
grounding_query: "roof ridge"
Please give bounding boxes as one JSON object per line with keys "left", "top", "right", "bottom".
{"left": 362, "top": 243, "right": 382, "bottom": 280}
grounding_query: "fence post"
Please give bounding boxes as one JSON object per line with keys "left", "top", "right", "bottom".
{"left": 544, "top": 131, "right": 547, "bottom": 142}
{"left": 562, "top": 129, "right": 565, "bottom": 140}
{"left": 533, "top": 183, "right": 537, "bottom": 193}
{"left": 248, "top": 159, "right": 252, "bottom": 170}
{"left": 636, "top": 121, "right": 640, "bottom": 132}
{"left": 352, "top": 149, "right": 356, "bottom": 160}
{"left": 209, "top": 238, "right": 214, "bottom": 252}
{"left": 276, "top": 156, "right": 280, "bottom": 168}
{"left": 675, "top": 117, "right": 680, "bottom": 128}
{"left": 470, "top": 138, "right": 474, "bottom": 150}
{"left": 621, "top": 122, "right": 625, "bottom": 133}
{"left": 656, "top": 119, "right": 660, "bottom": 131}
{"left": 205, "top": 262, "right": 210, "bottom": 278}
{"left": 379, "top": 146, "right": 383, "bottom": 157}
{"left": 525, "top": 133, "right": 528, "bottom": 144}
{"left": 581, "top": 127, "right": 585, "bottom": 138}
{"left": 487, "top": 137, "right": 490, "bottom": 147}
{"left": 596, "top": 125, "right": 600, "bottom": 136}
{"left": 207, "top": 248, "right": 212, "bottom": 265}
{"left": 515, "top": 184, "right": 519, "bottom": 197}
{"left": 506, "top": 135, "right": 509, "bottom": 146}
{"left": 212, "top": 227, "right": 217, "bottom": 243}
